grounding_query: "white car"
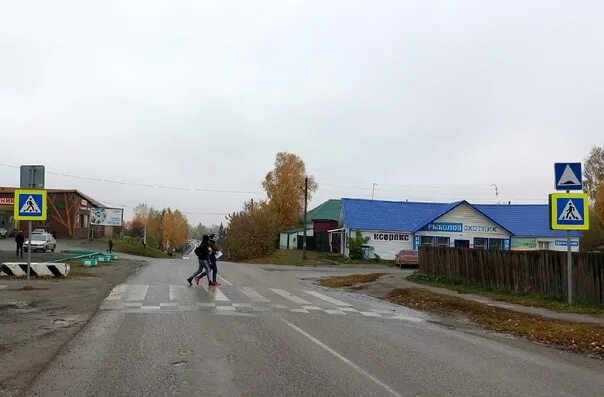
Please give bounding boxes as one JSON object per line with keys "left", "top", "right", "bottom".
{"left": 24, "top": 232, "right": 57, "bottom": 253}
{"left": 0, "top": 228, "right": 7, "bottom": 238}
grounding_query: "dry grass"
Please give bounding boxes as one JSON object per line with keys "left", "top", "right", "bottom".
{"left": 407, "top": 272, "right": 604, "bottom": 318}
{"left": 320, "top": 273, "right": 386, "bottom": 288}
{"left": 387, "top": 288, "right": 604, "bottom": 358}
{"left": 243, "top": 250, "right": 327, "bottom": 266}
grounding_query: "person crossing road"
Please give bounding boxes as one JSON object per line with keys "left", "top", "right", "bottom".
{"left": 187, "top": 235, "right": 212, "bottom": 287}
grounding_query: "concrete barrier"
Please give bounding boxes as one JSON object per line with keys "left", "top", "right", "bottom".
{"left": 0, "top": 263, "right": 70, "bottom": 277}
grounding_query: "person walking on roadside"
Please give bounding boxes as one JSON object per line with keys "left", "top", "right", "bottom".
{"left": 107, "top": 238, "right": 113, "bottom": 253}
{"left": 187, "top": 235, "right": 212, "bottom": 287}
{"left": 15, "top": 230, "right": 25, "bottom": 259}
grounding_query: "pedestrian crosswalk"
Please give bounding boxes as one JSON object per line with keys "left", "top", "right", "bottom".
{"left": 100, "top": 283, "right": 423, "bottom": 322}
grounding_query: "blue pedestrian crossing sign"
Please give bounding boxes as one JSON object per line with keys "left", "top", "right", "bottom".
{"left": 14, "top": 189, "right": 47, "bottom": 221}
{"left": 549, "top": 193, "right": 589, "bottom": 230}
{"left": 554, "top": 163, "right": 582, "bottom": 190}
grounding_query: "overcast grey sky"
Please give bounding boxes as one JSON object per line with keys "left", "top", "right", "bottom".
{"left": 1, "top": 0, "right": 603, "bottom": 226}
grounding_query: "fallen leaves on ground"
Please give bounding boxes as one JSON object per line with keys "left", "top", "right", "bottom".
{"left": 320, "top": 273, "right": 386, "bottom": 288}
{"left": 387, "top": 288, "right": 604, "bottom": 358}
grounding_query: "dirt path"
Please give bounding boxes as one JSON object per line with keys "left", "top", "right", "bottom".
{"left": 0, "top": 251, "right": 145, "bottom": 396}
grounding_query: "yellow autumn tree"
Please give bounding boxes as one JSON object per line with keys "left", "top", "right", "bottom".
{"left": 262, "top": 152, "right": 318, "bottom": 230}
{"left": 226, "top": 200, "right": 278, "bottom": 261}
{"left": 161, "top": 209, "right": 175, "bottom": 250}
{"left": 595, "top": 180, "right": 604, "bottom": 225}
{"left": 171, "top": 210, "right": 189, "bottom": 249}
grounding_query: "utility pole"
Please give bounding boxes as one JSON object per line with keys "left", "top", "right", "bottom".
{"left": 250, "top": 198, "right": 254, "bottom": 212}
{"left": 302, "top": 176, "right": 308, "bottom": 260}
{"left": 371, "top": 183, "right": 377, "bottom": 200}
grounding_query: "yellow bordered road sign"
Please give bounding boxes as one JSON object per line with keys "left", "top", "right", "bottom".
{"left": 14, "top": 189, "right": 47, "bottom": 221}
{"left": 549, "top": 192, "right": 589, "bottom": 230}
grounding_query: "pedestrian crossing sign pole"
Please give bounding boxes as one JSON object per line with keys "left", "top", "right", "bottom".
{"left": 550, "top": 162, "right": 589, "bottom": 305}
{"left": 14, "top": 189, "right": 47, "bottom": 221}
{"left": 14, "top": 189, "right": 47, "bottom": 285}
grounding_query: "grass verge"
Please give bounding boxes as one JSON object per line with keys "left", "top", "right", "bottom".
{"left": 96, "top": 237, "right": 170, "bottom": 258}
{"left": 387, "top": 288, "right": 604, "bottom": 358}
{"left": 407, "top": 272, "right": 604, "bottom": 318}
{"left": 243, "top": 250, "right": 394, "bottom": 267}
{"left": 320, "top": 273, "right": 386, "bottom": 288}
{"left": 243, "top": 250, "right": 327, "bottom": 266}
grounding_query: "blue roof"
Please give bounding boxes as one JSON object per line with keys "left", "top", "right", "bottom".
{"left": 342, "top": 198, "right": 451, "bottom": 232}
{"left": 475, "top": 204, "right": 580, "bottom": 238}
{"left": 341, "top": 198, "right": 580, "bottom": 237}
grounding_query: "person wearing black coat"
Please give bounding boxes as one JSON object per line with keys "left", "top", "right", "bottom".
{"left": 15, "top": 231, "right": 25, "bottom": 258}
{"left": 186, "top": 235, "right": 212, "bottom": 287}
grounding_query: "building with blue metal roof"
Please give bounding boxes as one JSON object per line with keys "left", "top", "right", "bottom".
{"left": 329, "top": 198, "right": 580, "bottom": 259}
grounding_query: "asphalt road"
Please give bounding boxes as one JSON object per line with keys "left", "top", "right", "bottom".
{"left": 26, "top": 257, "right": 604, "bottom": 397}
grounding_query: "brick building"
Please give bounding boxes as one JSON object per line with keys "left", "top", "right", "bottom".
{"left": 0, "top": 187, "right": 112, "bottom": 239}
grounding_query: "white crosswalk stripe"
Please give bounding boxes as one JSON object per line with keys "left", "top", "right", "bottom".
{"left": 123, "top": 285, "right": 149, "bottom": 301}
{"left": 304, "top": 291, "right": 353, "bottom": 307}
{"left": 201, "top": 284, "right": 230, "bottom": 301}
{"left": 324, "top": 309, "right": 346, "bottom": 315}
{"left": 269, "top": 288, "right": 311, "bottom": 305}
{"left": 240, "top": 287, "right": 270, "bottom": 303}
{"left": 99, "top": 283, "right": 419, "bottom": 321}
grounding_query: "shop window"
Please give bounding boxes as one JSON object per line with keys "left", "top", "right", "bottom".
{"left": 538, "top": 241, "right": 550, "bottom": 250}
{"left": 489, "top": 239, "right": 504, "bottom": 250}
{"left": 421, "top": 236, "right": 435, "bottom": 247}
{"left": 474, "top": 238, "right": 488, "bottom": 249}
{"left": 436, "top": 237, "right": 450, "bottom": 248}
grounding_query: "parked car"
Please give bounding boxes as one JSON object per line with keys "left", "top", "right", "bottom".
{"left": 32, "top": 228, "right": 46, "bottom": 234}
{"left": 24, "top": 232, "right": 57, "bottom": 253}
{"left": 395, "top": 250, "right": 419, "bottom": 267}
{"left": 0, "top": 227, "right": 7, "bottom": 238}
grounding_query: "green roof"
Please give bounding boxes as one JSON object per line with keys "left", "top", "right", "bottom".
{"left": 304, "top": 199, "right": 341, "bottom": 222}
{"left": 280, "top": 200, "right": 342, "bottom": 233}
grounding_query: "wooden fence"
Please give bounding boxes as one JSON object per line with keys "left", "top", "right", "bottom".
{"left": 419, "top": 247, "right": 604, "bottom": 305}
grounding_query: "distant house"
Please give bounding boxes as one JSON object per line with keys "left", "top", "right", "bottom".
{"left": 279, "top": 199, "right": 341, "bottom": 252}
{"left": 331, "top": 198, "right": 582, "bottom": 260}
{"left": 0, "top": 186, "right": 114, "bottom": 239}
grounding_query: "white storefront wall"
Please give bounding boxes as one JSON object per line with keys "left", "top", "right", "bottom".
{"left": 352, "top": 230, "right": 413, "bottom": 260}
{"left": 414, "top": 203, "right": 511, "bottom": 249}
{"left": 511, "top": 237, "right": 580, "bottom": 252}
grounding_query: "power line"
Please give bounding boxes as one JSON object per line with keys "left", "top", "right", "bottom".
{"left": 0, "top": 163, "right": 261, "bottom": 195}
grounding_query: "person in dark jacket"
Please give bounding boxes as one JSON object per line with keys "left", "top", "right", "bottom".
{"left": 107, "top": 239, "right": 113, "bottom": 253}
{"left": 15, "top": 231, "right": 25, "bottom": 258}
{"left": 207, "top": 233, "right": 220, "bottom": 286}
{"left": 187, "top": 235, "right": 212, "bottom": 287}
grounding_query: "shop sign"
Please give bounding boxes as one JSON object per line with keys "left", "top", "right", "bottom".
{"left": 0, "top": 197, "right": 14, "bottom": 205}
{"left": 555, "top": 240, "right": 579, "bottom": 247}
{"left": 372, "top": 233, "right": 410, "bottom": 241}
{"left": 423, "top": 222, "right": 499, "bottom": 233}
{"left": 424, "top": 222, "right": 463, "bottom": 232}
{"left": 464, "top": 225, "right": 499, "bottom": 233}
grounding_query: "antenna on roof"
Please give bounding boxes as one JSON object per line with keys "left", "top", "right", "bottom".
{"left": 490, "top": 184, "right": 500, "bottom": 205}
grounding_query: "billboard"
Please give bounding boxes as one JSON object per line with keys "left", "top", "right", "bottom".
{"left": 90, "top": 208, "right": 123, "bottom": 226}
